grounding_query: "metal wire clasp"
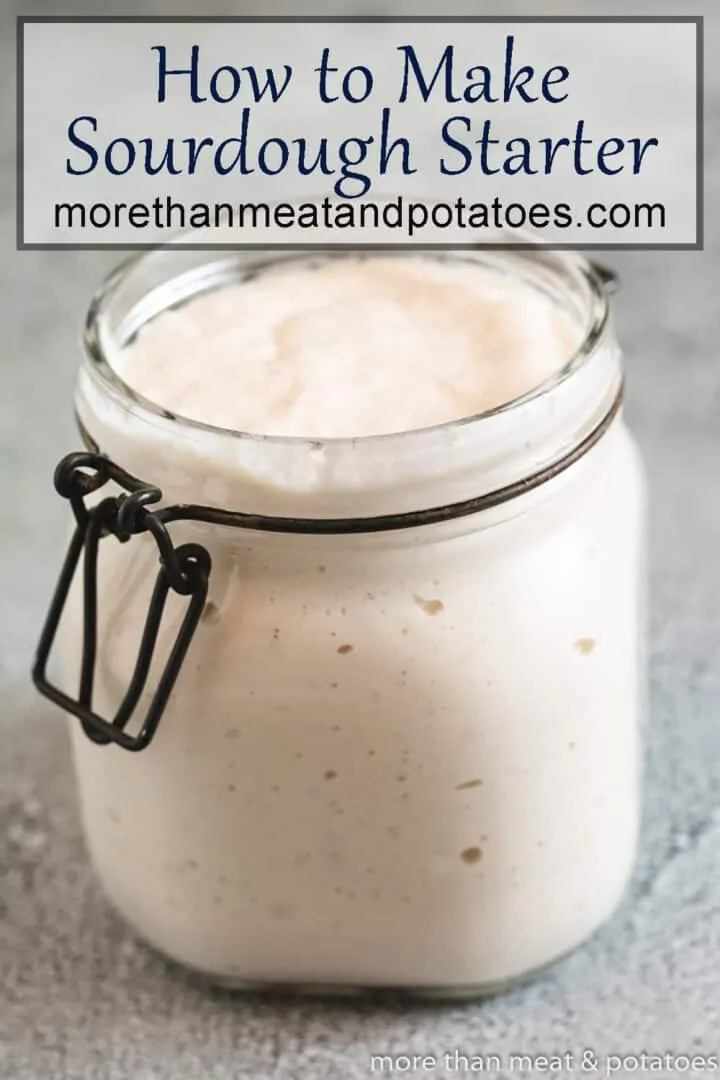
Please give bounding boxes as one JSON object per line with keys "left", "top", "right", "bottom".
{"left": 32, "top": 452, "right": 211, "bottom": 752}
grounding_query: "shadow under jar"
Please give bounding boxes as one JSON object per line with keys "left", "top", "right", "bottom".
{"left": 34, "top": 240, "right": 646, "bottom": 997}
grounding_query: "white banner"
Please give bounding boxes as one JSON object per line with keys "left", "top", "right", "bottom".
{"left": 19, "top": 17, "right": 701, "bottom": 249}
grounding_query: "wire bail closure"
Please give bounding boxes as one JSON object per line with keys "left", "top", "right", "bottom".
{"left": 32, "top": 452, "right": 211, "bottom": 752}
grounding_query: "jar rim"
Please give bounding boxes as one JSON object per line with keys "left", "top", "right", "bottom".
{"left": 81, "top": 231, "right": 612, "bottom": 450}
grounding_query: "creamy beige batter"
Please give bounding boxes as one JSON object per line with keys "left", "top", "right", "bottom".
{"left": 117, "top": 257, "right": 580, "bottom": 438}
{"left": 64, "top": 252, "right": 644, "bottom": 991}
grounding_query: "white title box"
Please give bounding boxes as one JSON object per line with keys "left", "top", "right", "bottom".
{"left": 19, "top": 17, "right": 701, "bottom": 249}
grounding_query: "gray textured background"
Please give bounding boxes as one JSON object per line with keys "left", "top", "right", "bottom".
{"left": 1, "top": 1, "right": 718, "bottom": 1078}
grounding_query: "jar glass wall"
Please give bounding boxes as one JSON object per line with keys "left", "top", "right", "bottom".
{"left": 45, "top": 240, "right": 646, "bottom": 996}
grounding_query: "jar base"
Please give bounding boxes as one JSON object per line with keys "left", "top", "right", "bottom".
{"left": 97, "top": 855, "right": 634, "bottom": 1006}
{"left": 100, "top": 863, "right": 631, "bottom": 1002}
{"left": 141, "top": 934, "right": 592, "bottom": 1002}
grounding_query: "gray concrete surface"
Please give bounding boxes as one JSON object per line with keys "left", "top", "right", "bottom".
{"left": 1, "top": 1, "right": 719, "bottom": 1078}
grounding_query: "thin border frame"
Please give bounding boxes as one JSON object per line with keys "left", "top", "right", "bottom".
{"left": 16, "top": 14, "right": 704, "bottom": 253}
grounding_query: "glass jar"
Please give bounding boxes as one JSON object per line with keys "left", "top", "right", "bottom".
{"left": 34, "top": 240, "right": 646, "bottom": 997}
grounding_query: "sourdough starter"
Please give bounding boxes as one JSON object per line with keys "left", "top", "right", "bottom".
{"left": 65, "top": 253, "right": 645, "bottom": 990}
